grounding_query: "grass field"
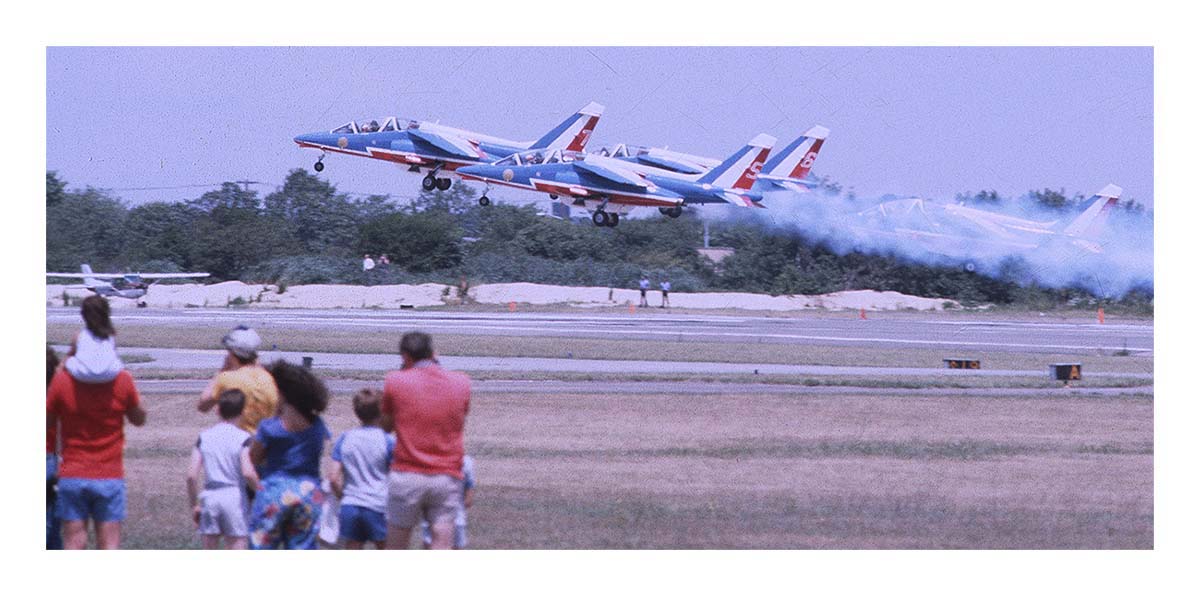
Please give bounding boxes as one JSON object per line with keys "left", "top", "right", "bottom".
{"left": 116, "top": 388, "right": 1152, "bottom": 549}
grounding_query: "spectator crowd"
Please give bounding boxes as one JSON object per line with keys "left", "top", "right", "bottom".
{"left": 46, "top": 295, "right": 473, "bottom": 550}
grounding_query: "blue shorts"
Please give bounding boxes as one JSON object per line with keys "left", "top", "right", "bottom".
{"left": 56, "top": 478, "right": 126, "bottom": 523}
{"left": 339, "top": 504, "right": 387, "bottom": 543}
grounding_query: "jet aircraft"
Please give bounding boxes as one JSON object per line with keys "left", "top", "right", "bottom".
{"left": 595, "top": 125, "right": 830, "bottom": 194}
{"left": 293, "top": 102, "right": 604, "bottom": 192}
{"left": 46, "top": 264, "right": 210, "bottom": 306}
{"left": 456, "top": 134, "right": 776, "bottom": 227}
{"left": 852, "top": 183, "right": 1124, "bottom": 271}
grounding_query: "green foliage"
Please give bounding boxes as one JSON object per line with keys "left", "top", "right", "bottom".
{"left": 956, "top": 189, "right": 1001, "bottom": 205}
{"left": 241, "top": 255, "right": 360, "bottom": 286}
{"left": 46, "top": 187, "right": 127, "bottom": 271}
{"left": 360, "top": 210, "right": 464, "bottom": 273}
{"left": 44, "top": 170, "right": 1153, "bottom": 309}
{"left": 1027, "top": 187, "right": 1075, "bottom": 211}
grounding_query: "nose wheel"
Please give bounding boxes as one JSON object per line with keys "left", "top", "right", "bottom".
{"left": 479, "top": 196, "right": 491, "bottom": 206}
{"left": 313, "top": 155, "right": 326, "bottom": 172}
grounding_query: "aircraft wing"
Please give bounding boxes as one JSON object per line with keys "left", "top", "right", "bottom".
{"left": 719, "top": 191, "right": 762, "bottom": 208}
{"left": 756, "top": 176, "right": 817, "bottom": 193}
{"left": 408, "top": 129, "right": 484, "bottom": 159}
{"left": 47, "top": 272, "right": 124, "bottom": 279}
{"left": 575, "top": 160, "right": 652, "bottom": 188}
{"left": 137, "top": 272, "right": 211, "bottom": 279}
{"left": 638, "top": 152, "right": 707, "bottom": 175}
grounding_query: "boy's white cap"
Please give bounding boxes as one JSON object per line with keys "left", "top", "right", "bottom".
{"left": 222, "top": 326, "right": 261, "bottom": 360}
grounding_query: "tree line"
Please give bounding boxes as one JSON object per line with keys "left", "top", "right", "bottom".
{"left": 46, "top": 170, "right": 1153, "bottom": 311}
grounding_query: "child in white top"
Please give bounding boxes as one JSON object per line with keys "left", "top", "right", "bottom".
{"left": 64, "top": 296, "right": 124, "bottom": 383}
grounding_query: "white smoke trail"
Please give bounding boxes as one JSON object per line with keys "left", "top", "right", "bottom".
{"left": 720, "top": 187, "right": 1153, "bottom": 298}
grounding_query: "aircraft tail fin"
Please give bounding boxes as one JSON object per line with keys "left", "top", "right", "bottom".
{"left": 529, "top": 101, "right": 605, "bottom": 151}
{"left": 1062, "top": 183, "right": 1123, "bottom": 238}
{"left": 80, "top": 264, "right": 100, "bottom": 288}
{"left": 696, "top": 133, "right": 776, "bottom": 190}
{"left": 762, "top": 125, "right": 830, "bottom": 181}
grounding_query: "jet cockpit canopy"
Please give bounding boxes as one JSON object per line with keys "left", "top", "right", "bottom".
{"left": 493, "top": 148, "right": 585, "bottom": 167}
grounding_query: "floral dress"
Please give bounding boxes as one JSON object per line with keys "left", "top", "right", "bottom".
{"left": 249, "top": 417, "right": 330, "bottom": 550}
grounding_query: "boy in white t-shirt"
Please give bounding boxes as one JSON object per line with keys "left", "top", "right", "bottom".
{"left": 187, "top": 389, "right": 253, "bottom": 549}
{"left": 64, "top": 296, "right": 124, "bottom": 383}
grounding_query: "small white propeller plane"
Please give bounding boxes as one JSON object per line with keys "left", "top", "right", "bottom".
{"left": 47, "top": 264, "right": 210, "bottom": 306}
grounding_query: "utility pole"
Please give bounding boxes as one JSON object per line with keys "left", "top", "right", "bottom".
{"left": 235, "top": 180, "right": 264, "bottom": 193}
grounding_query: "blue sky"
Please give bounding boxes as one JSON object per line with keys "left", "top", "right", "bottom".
{"left": 46, "top": 47, "right": 1152, "bottom": 207}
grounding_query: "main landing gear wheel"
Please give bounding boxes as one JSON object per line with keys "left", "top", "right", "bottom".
{"left": 607, "top": 213, "right": 620, "bottom": 227}
{"left": 313, "top": 161, "right": 325, "bottom": 172}
{"left": 136, "top": 301, "right": 147, "bottom": 308}
{"left": 421, "top": 175, "right": 437, "bottom": 191}
{"left": 660, "top": 206, "right": 683, "bottom": 218}
{"left": 479, "top": 196, "right": 491, "bottom": 207}
{"left": 592, "top": 210, "right": 610, "bottom": 227}
{"left": 436, "top": 178, "right": 452, "bottom": 191}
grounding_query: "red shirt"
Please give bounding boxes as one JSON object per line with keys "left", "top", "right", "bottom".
{"left": 46, "top": 369, "right": 141, "bottom": 479}
{"left": 382, "top": 363, "right": 470, "bottom": 478}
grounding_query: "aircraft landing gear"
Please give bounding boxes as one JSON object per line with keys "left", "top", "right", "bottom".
{"left": 479, "top": 196, "right": 491, "bottom": 206}
{"left": 314, "top": 154, "right": 326, "bottom": 172}
{"left": 659, "top": 206, "right": 683, "bottom": 218}
{"left": 963, "top": 261, "right": 978, "bottom": 273}
{"left": 436, "top": 178, "right": 452, "bottom": 191}
{"left": 591, "top": 211, "right": 619, "bottom": 227}
{"left": 422, "top": 174, "right": 437, "bottom": 191}
{"left": 136, "top": 301, "right": 147, "bottom": 308}
{"left": 548, "top": 194, "right": 558, "bottom": 200}
{"left": 591, "top": 196, "right": 617, "bottom": 227}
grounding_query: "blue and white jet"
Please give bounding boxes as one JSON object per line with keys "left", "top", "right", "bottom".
{"left": 594, "top": 125, "right": 830, "bottom": 193}
{"left": 294, "top": 102, "right": 604, "bottom": 192}
{"left": 456, "top": 134, "right": 776, "bottom": 227}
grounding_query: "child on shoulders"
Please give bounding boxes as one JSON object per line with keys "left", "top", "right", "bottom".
{"left": 64, "top": 296, "right": 124, "bottom": 384}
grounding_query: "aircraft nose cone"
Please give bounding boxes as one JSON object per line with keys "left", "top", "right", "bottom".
{"left": 294, "top": 132, "right": 322, "bottom": 146}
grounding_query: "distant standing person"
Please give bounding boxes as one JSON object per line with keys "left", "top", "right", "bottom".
{"left": 638, "top": 276, "right": 650, "bottom": 307}
{"left": 381, "top": 332, "right": 471, "bottom": 549}
{"left": 362, "top": 254, "right": 376, "bottom": 272}
{"left": 197, "top": 326, "right": 279, "bottom": 435}
{"left": 47, "top": 354, "right": 147, "bottom": 549}
{"left": 187, "top": 389, "right": 252, "bottom": 549}
{"left": 378, "top": 254, "right": 391, "bottom": 267}
{"left": 660, "top": 280, "right": 671, "bottom": 308}
{"left": 244, "top": 361, "right": 331, "bottom": 550}
{"left": 330, "top": 389, "right": 395, "bottom": 550}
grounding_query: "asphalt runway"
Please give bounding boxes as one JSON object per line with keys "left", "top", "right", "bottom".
{"left": 46, "top": 307, "right": 1153, "bottom": 354}
{"left": 136, "top": 378, "right": 1150, "bottom": 398}
{"left": 80, "top": 345, "right": 1150, "bottom": 380}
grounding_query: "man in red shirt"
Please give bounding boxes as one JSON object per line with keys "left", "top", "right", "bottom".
{"left": 380, "top": 332, "right": 470, "bottom": 549}
{"left": 46, "top": 368, "right": 147, "bottom": 549}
